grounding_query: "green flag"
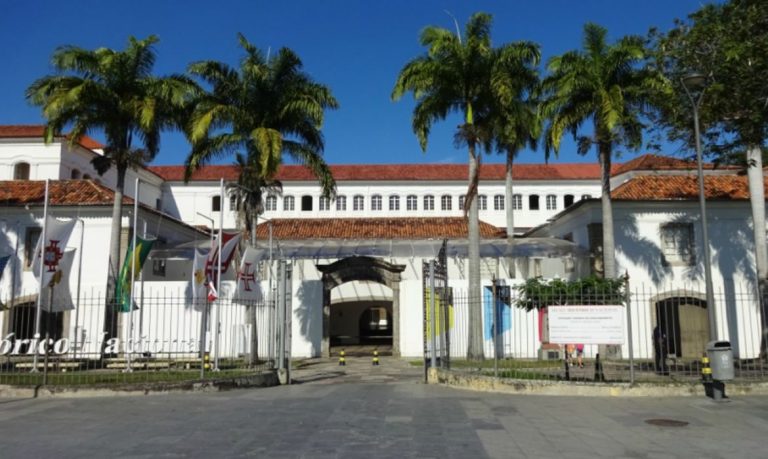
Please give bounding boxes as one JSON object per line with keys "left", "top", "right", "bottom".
{"left": 116, "top": 236, "right": 156, "bottom": 313}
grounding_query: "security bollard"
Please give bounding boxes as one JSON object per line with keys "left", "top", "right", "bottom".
{"left": 701, "top": 354, "right": 712, "bottom": 382}
{"left": 339, "top": 350, "right": 346, "bottom": 366}
{"left": 372, "top": 350, "right": 380, "bottom": 366}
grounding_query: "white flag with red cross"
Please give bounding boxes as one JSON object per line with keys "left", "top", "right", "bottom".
{"left": 234, "top": 246, "right": 261, "bottom": 302}
{"left": 32, "top": 215, "right": 77, "bottom": 290}
{"left": 204, "top": 231, "right": 241, "bottom": 292}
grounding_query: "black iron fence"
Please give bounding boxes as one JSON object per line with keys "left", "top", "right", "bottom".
{"left": 425, "top": 280, "right": 767, "bottom": 383}
{"left": 0, "top": 291, "right": 278, "bottom": 386}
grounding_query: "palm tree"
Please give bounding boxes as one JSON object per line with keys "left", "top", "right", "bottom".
{"left": 393, "top": 12, "right": 506, "bottom": 360}
{"left": 490, "top": 41, "right": 542, "bottom": 240}
{"left": 228, "top": 152, "right": 282, "bottom": 245}
{"left": 541, "top": 23, "right": 666, "bottom": 279}
{"left": 26, "top": 35, "right": 194, "bottom": 313}
{"left": 184, "top": 33, "right": 338, "bottom": 206}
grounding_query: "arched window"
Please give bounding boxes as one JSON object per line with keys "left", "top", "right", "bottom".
{"left": 512, "top": 194, "right": 522, "bottom": 210}
{"left": 265, "top": 195, "right": 277, "bottom": 211}
{"left": 319, "top": 196, "right": 330, "bottom": 211}
{"left": 283, "top": 196, "right": 295, "bottom": 211}
{"left": 441, "top": 195, "right": 452, "bottom": 211}
{"left": 211, "top": 195, "right": 221, "bottom": 212}
{"left": 371, "top": 194, "right": 382, "bottom": 211}
{"left": 458, "top": 195, "right": 466, "bottom": 210}
{"left": 389, "top": 195, "right": 400, "bottom": 211}
{"left": 301, "top": 195, "right": 313, "bottom": 211}
{"left": 406, "top": 195, "right": 418, "bottom": 211}
{"left": 529, "top": 194, "right": 540, "bottom": 210}
{"left": 581, "top": 194, "right": 592, "bottom": 201}
{"left": 478, "top": 195, "right": 487, "bottom": 210}
{"left": 423, "top": 195, "right": 434, "bottom": 211}
{"left": 70, "top": 169, "right": 81, "bottom": 179}
{"left": 546, "top": 195, "right": 557, "bottom": 210}
{"left": 564, "top": 194, "right": 575, "bottom": 207}
{"left": 494, "top": 195, "right": 504, "bottom": 210}
{"left": 336, "top": 195, "right": 347, "bottom": 211}
{"left": 353, "top": 195, "right": 364, "bottom": 211}
{"left": 13, "top": 162, "right": 30, "bottom": 180}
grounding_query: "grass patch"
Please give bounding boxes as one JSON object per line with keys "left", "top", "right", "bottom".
{"left": 0, "top": 369, "right": 262, "bottom": 387}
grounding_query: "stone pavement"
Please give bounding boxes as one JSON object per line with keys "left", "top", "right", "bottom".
{"left": 0, "top": 358, "right": 767, "bottom": 458}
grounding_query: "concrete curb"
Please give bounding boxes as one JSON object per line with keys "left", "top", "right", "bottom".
{"left": 428, "top": 368, "right": 768, "bottom": 397}
{"left": 0, "top": 371, "right": 280, "bottom": 398}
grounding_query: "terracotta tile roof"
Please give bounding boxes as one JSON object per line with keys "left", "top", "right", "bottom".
{"left": 611, "top": 174, "right": 766, "bottom": 201}
{"left": 0, "top": 124, "right": 105, "bottom": 150}
{"left": 0, "top": 180, "right": 132, "bottom": 206}
{"left": 254, "top": 217, "right": 506, "bottom": 240}
{"left": 612, "top": 153, "right": 725, "bottom": 175}
{"left": 150, "top": 162, "right": 607, "bottom": 182}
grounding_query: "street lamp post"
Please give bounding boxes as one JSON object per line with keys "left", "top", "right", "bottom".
{"left": 681, "top": 72, "right": 717, "bottom": 341}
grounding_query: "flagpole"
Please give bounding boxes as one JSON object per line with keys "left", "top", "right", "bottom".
{"left": 31, "top": 179, "right": 50, "bottom": 373}
{"left": 73, "top": 219, "right": 84, "bottom": 361}
{"left": 214, "top": 178, "right": 224, "bottom": 371}
{"left": 125, "top": 178, "right": 139, "bottom": 372}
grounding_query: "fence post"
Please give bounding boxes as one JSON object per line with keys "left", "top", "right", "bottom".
{"left": 429, "top": 260, "right": 437, "bottom": 369}
{"left": 624, "top": 272, "right": 635, "bottom": 385}
{"left": 492, "top": 276, "right": 498, "bottom": 379}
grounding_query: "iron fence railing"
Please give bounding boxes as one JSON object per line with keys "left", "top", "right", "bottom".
{"left": 0, "top": 290, "right": 277, "bottom": 386}
{"left": 425, "top": 280, "right": 767, "bottom": 383}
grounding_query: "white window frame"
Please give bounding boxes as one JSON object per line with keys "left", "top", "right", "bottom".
{"left": 512, "top": 194, "right": 522, "bottom": 210}
{"left": 494, "top": 195, "right": 504, "bottom": 211}
{"left": 371, "top": 194, "right": 382, "bottom": 211}
{"left": 423, "top": 195, "right": 434, "bottom": 211}
{"left": 283, "top": 195, "right": 295, "bottom": 211}
{"left": 478, "top": 195, "right": 487, "bottom": 211}
{"left": 353, "top": 195, "right": 365, "bottom": 211}
{"left": 319, "top": 196, "right": 330, "bottom": 211}
{"left": 441, "top": 195, "right": 452, "bottom": 211}
{"left": 389, "top": 195, "right": 400, "bottom": 211}
{"left": 336, "top": 195, "right": 347, "bottom": 211}
{"left": 546, "top": 194, "right": 557, "bottom": 210}
{"left": 406, "top": 195, "right": 417, "bottom": 211}
{"left": 265, "top": 195, "right": 277, "bottom": 212}
{"left": 660, "top": 223, "right": 695, "bottom": 265}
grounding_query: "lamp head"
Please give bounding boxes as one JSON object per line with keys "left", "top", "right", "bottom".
{"left": 682, "top": 72, "right": 707, "bottom": 91}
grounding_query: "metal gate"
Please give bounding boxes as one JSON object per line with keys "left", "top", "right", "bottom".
{"left": 423, "top": 240, "right": 450, "bottom": 371}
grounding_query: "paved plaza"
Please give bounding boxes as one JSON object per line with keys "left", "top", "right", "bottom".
{"left": 0, "top": 357, "right": 767, "bottom": 458}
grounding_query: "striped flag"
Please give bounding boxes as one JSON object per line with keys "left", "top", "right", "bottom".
{"left": 115, "top": 236, "right": 156, "bottom": 312}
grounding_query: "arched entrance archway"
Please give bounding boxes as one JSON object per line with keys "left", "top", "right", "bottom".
{"left": 653, "top": 294, "right": 709, "bottom": 359}
{"left": 317, "top": 257, "right": 405, "bottom": 357}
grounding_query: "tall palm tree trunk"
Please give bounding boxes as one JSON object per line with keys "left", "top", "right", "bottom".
{"left": 599, "top": 143, "right": 617, "bottom": 279}
{"left": 746, "top": 145, "right": 768, "bottom": 359}
{"left": 505, "top": 150, "right": 516, "bottom": 278}
{"left": 104, "top": 165, "right": 126, "bottom": 345}
{"left": 467, "top": 141, "right": 484, "bottom": 360}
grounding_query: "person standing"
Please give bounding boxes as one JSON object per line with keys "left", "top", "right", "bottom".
{"left": 653, "top": 325, "right": 669, "bottom": 375}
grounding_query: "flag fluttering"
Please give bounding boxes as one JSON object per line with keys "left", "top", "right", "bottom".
{"left": 115, "top": 236, "right": 156, "bottom": 312}
{"left": 39, "top": 249, "right": 76, "bottom": 312}
{"left": 32, "top": 215, "right": 77, "bottom": 289}
{"left": 234, "top": 246, "right": 261, "bottom": 302}
{"left": 205, "top": 231, "right": 242, "bottom": 294}
{"left": 191, "top": 248, "right": 210, "bottom": 308}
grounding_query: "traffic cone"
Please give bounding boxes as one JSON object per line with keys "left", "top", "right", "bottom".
{"left": 338, "top": 350, "right": 346, "bottom": 366}
{"left": 372, "top": 350, "right": 380, "bottom": 366}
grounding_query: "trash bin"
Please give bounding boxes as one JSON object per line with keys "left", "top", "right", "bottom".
{"left": 706, "top": 341, "right": 734, "bottom": 381}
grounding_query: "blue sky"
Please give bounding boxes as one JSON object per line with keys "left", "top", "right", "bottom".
{"left": 0, "top": 0, "right": 714, "bottom": 166}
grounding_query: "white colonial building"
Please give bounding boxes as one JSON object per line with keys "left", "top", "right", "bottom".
{"left": 0, "top": 125, "right": 765, "bottom": 361}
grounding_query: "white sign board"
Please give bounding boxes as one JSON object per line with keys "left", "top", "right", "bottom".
{"left": 548, "top": 305, "right": 625, "bottom": 345}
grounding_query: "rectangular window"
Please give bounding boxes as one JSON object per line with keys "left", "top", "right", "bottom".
{"left": 512, "top": 194, "right": 522, "bottom": 210}
{"left": 661, "top": 223, "right": 694, "bottom": 265}
{"left": 319, "top": 196, "right": 330, "bottom": 211}
{"left": 24, "top": 227, "right": 42, "bottom": 269}
{"left": 564, "top": 194, "right": 575, "bottom": 207}
{"left": 152, "top": 259, "right": 166, "bottom": 277}
{"left": 546, "top": 195, "right": 557, "bottom": 210}
{"left": 478, "top": 195, "right": 487, "bottom": 210}
{"left": 494, "top": 195, "right": 504, "bottom": 211}
{"left": 211, "top": 195, "right": 221, "bottom": 212}
{"left": 458, "top": 195, "right": 466, "bottom": 210}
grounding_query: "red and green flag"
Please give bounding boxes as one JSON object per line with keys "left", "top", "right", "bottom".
{"left": 116, "top": 236, "right": 156, "bottom": 312}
